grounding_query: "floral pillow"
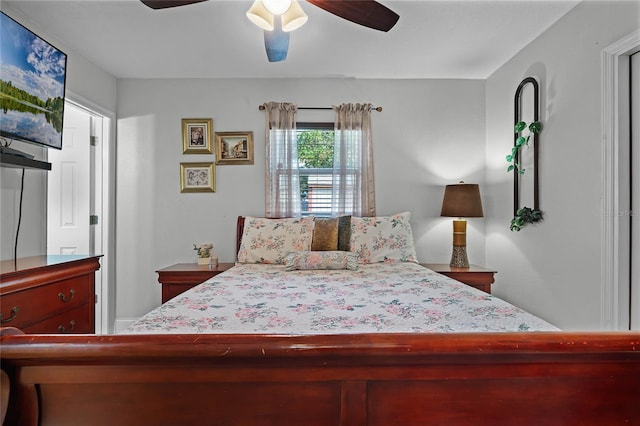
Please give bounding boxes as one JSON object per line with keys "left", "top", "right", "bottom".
{"left": 349, "top": 212, "right": 418, "bottom": 264}
{"left": 285, "top": 251, "right": 358, "bottom": 271}
{"left": 237, "top": 216, "right": 315, "bottom": 264}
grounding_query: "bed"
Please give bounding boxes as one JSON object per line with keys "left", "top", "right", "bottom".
{"left": 124, "top": 262, "right": 557, "bottom": 335}
{"left": 2, "top": 214, "right": 640, "bottom": 425}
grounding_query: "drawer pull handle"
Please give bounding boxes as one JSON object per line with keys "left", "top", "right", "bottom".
{"left": 58, "top": 320, "right": 76, "bottom": 333}
{"left": 0, "top": 306, "right": 19, "bottom": 323}
{"left": 58, "top": 289, "right": 75, "bottom": 303}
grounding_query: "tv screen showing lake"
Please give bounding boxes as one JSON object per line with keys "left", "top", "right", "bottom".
{"left": 0, "top": 12, "right": 67, "bottom": 150}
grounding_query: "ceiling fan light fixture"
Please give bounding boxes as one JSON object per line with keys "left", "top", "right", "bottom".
{"left": 262, "top": 0, "right": 292, "bottom": 16}
{"left": 247, "top": 0, "right": 274, "bottom": 31}
{"left": 281, "top": 0, "right": 307, "bottom": 32}
{"left": 264, "top": 15, "right": 289, "bottom": 62}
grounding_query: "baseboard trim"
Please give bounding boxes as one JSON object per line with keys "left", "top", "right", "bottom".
{"left": 114, "top": 318, "right": 138, "bottom": 334}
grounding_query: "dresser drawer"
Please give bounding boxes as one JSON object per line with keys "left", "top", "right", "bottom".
{"left": 21, "top": 304, "right": 94, "bottom": 334}
{"left": 0, "top": 275, "right": 94, "bottom": 329}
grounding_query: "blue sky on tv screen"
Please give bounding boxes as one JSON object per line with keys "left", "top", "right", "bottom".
{"left": 1, "top": 12, "right": 66, "bottom": 102}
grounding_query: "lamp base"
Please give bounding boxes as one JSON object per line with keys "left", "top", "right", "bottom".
{"left": 449, "top": 246, "right": 469, "bottom": 268}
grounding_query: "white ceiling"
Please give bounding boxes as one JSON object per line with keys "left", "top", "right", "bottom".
{"left": 3, "top": 0, "right": 579, "bottom": 80}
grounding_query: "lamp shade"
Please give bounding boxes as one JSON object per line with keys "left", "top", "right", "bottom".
{"left": 282, "top": 0, "right": 307, "bottom": 32}
{"left": 247, "top": 0, "right": 274, "bottom": 31}
{"left": 440, "top": 183, "right": 484, "bottom": 218}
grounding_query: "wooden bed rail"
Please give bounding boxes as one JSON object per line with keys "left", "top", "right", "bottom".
{"left": 2, "top": 328, "right": 640, "bottom": 425}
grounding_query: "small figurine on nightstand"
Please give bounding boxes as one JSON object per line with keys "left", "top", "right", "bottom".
{"left": 193, "top": 243, "right": 214, "bottom": 265}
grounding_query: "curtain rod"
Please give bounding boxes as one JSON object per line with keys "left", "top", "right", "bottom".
{"left": 258, "top": 105, "right": 382, "bottom": 112}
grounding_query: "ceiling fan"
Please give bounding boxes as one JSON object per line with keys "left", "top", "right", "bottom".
{"left": 141, "top": 0, "right": 399, "bottom": 62}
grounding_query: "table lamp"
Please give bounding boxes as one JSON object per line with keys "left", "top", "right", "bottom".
{"left": 440, "top": 182, "right": 484, "bottom": 268}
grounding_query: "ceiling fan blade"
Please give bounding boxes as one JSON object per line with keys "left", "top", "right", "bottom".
{"left": 264, "top": 16, "right": 290, "bottom": 62}
{"left": 306, "top": 0, "right": 399, "bottom": 32}
{"left": 141, "top": 0, "right": 208, "bottom": 10}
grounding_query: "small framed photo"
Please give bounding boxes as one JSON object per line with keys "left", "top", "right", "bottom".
{"left": 182, "top": 118, "right": 213, "bottom": 154}
{"left": 180, "top": 162, "right": 215, "bottom": 193}
{"left": 216, "top": 131, "right": 254, "bottom": 165}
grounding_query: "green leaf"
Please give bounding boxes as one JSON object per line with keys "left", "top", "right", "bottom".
{"left": 516, "top": 136, "right": 526, "bottom": 147}
{"left": 514, "top": 121, "right": 527, "bottom": 133}
{"left": 519, "top": 168, "right": 525, "bottom": 174}
{"left": 529, "top": 122, "right": 542, "bottom": 133}
{"left": 506, "top": 154, "right": 513, "bottom": 162}
{"left": 507, "top": 165, "right": 514, "bottom": 172}
{"left": 513, "top": 207, "right": 544, "bottom": 227}
{"left": 510, "top": 215, "right": 525, "bottom": 231}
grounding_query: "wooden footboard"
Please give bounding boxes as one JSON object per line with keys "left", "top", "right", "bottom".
{"left": 2, "top": 328, "right": 639, "bottom": 425}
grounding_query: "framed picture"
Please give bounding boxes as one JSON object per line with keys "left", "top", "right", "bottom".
{"left": 216, "top": 131, "right": 254, "bottom": 165}
{"left": 180, "top": 162, "right": 215, "bottom": 193}
{"left": 182, "top": 118, "right": 213, "bottom": 154}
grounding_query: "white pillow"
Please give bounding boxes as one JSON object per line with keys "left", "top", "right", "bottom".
{"left": 237, "top": 216, "right": 315, "bottom": 264}
{"left": 349, "top": 212, "right": 418, "bottom": 264}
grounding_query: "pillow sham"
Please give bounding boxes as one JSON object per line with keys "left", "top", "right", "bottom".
{"left": 312, "top": 217, "right": 339, "bottom": 251}
{"left": 237, "top": 216, "right": 315, "bottom": 264}
{"left": 337, "top": 215, "right": 351, "bottom": 251}
{"left": 349, "top": 212, "right": 418, "bottom": 264}
{"left": 285, "top": 250, "right": 359, "bottom": 271}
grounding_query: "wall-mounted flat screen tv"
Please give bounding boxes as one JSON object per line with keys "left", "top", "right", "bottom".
{"left": 0, "top": 11, "right": 67, "bottom": 150}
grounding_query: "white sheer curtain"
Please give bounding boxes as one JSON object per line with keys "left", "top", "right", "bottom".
{"left": 264, "top": 102, "right": 300, "bottom": 218}
{"left": 331, "top": 103, "right": 376, "bottom": 217}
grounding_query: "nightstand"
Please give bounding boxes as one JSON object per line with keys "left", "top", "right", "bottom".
{"left": 421, "top": 263, "right": 496, "bottom": 294}
{"left": 157, "top": 262, "right": 234, "bottom": 303}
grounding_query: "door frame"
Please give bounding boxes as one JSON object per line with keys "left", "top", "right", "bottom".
{"left": 601, "top": 28, "right": 640, "bottom": 330}
{"left": 58, "top": 91, "right": 116, "bottom": 334}
{"left": 632, "top": 51, "right": 640, "bottom": 329}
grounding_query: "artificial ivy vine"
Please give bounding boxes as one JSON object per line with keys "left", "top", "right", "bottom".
{"left": 510, "top": 207, "right": 543, "bottom": 232}
{"left": 507, "top": 120, "right": 543, "bottom": 231}
{"left": 506, "top": 121, "right": 541, "bottom": 174}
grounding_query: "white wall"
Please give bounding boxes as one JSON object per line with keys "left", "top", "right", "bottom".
{"left": 0, "top": 142, "right": 48, "bottom": 260}
{"left": 0, "top": 6, "right": 117, "bottom": 261}
{"left": 116, "top": 78, "right": 486, "bottom": 319}
{"left": 485, "top": 1, "right": 640, "bottom": 330}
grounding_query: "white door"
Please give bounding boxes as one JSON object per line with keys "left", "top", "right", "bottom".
{"left": 47, "top": 103, "right": 91, "bottom": 255}
{"left": 631, "top": 51, "right": 639, "bottom": 329}
{"left": 47, "top": 99, "right": 113, "bottom": 334}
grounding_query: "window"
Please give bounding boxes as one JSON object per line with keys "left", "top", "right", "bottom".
{"left": 265, "top": 102, "right": 375, "bottom": 218}
{"left": 297, "top": 122, "right": 335, "bottom": 216}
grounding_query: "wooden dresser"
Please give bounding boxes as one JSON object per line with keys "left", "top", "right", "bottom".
{"left": 0, "top": 255, "right": 101, "bottom": 334}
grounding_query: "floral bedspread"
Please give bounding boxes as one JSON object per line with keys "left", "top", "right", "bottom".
{"left": 125, "top": 262, "right": 558, "bottom": 334}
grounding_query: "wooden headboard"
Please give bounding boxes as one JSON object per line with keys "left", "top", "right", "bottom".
{"left": 236, "top": 215, "right": 246, "bottom": 257}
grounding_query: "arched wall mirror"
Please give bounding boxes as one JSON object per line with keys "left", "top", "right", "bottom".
{"left": 513, "top": 77, "right": 541, "bottom": 217}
